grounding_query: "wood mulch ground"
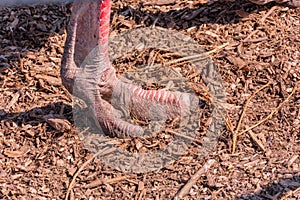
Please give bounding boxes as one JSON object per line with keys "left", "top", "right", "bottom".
{"left": 0, "top": 0, "right": 299, "bottom": 199}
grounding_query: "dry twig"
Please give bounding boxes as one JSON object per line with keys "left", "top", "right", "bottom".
{"left": 261, "top": 5, "right": 278, "bottom": 23}
{"left": 174, "top": 159, "right": 216, "bottom": 199}
{"left": 232, "top": 81, "right": 272, "bottom": 153}
{"left": 238, "top": 85, "right": 298, "bottom": 136}
{"left": 165, "top": 42, "right": 229, "bottom": 66}
{"left": 65, "top": 147, "right": 116, "bottom": 200}
{"left": 165, "top": 128, "right": 203, "bottom": 144}
{"left": 246, "top": 126, "right": 266, "bottom": 152}
{"left": 242, "top": 30, "right": 259, "bottom": 42}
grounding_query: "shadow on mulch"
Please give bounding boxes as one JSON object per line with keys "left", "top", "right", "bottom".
{"left": 237, "top": 175, "right": 300, "bottom": 199}
{"left": 0, "top": 102, "right": 73, "bottom": 135}
{"left": 116, "top": 0, "right": 278, "bottom": 30}
{"left": 0, "top": 3, "right": 70, "bottom": 69}
{"left": 1, "top": 0, "right": 278, "bottom": 60}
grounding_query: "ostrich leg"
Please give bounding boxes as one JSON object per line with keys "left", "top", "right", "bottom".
{"left": 61, "top": 0, "right": 198, "bottom": 138}
{"left": 60, "top": 0, "right": 141, "bottom": 137}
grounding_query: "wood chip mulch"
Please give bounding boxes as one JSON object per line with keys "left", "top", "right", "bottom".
{"left": 0, "top": 0, "right": 299, "bottom": 199}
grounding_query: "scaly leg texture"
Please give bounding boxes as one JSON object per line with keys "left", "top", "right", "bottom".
{"left": 61, "top": 0, "right": 199, "bottom": 138}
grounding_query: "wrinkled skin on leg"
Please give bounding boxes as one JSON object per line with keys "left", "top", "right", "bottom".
{"left": 61, "top": 0, "right": 128, "bottom": 137}
{"left": 61, "top": 0, "right": 198, "bottom": 138}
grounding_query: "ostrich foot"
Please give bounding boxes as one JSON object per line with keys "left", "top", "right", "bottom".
{"left": 61, "top": 0, "right": 200, "bottom": 138}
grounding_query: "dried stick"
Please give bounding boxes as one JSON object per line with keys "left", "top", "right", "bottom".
{"left": 232, "top": 81, "right": 272, "bottom": 153}
{"left": 165, "top": 128, "right": 203, "bottom": 144}
{"left": 174, "top": 159, "right": 216, "bottom": 199}
{"left": 65, "top": 147, "right": 116, "bottom": 200}
{"left": 238, "top": 85, "right": 298, "bottom": 136}
{"left": 246, "top": 126, "right": 265, "bottom": 152}
{"left": 165, "top": 42, "right": 229, "bottom": 66}
{"left": 236, "top": 81, "right": 272, "bottom": 133}
{"left": 242, "top": 30, "right": 259, "bottom": 42}
{"left": 261, "top": 5, "right": 278, "bottom": 23}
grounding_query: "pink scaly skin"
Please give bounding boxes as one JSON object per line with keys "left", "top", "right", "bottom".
{"left": 61, "top": 0, "right": 198, "bottom": 138}
{"left": 93, "top": 89, "right": 144, "bottom": 138}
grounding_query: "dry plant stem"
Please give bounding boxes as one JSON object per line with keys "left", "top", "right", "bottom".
{"left": 65, "top": 147, "right": 116, "bottom": 200}
{"left": 242, "top": 30, "right": 259, "bottom": 42}
{"left": 174, "top": 159, "right": 216, "bottom": 199}
{"left": 214, "top": 101, "right": 235, "bottom": 138}
{"left": 207, "top": 92, "right": 235, "bottom": 141}
{"left": 165, "top": 128, "right": 203, "bottom": 144}
{"left": 236, "top": 81, "right": 272, "bottom": 132}
{"left": 261, "top": 5, "right": 278, "bottom": 23}
{"left": 225, "top": 110, "right": 235, "bottom": 134}
{"left": 188, "top": 82, "right": 212, "bottom": 103}
{"left": 238, "top": 85, "right": 298, "bottom": 136}
{"left": 165, "top": 42, "right": 229, "bottom": 66}
{"left": 232, "top": 81, "right": 272, "bottom": 153}
{"left": 246, "top": 125, "right": 266, "bottom": 152}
